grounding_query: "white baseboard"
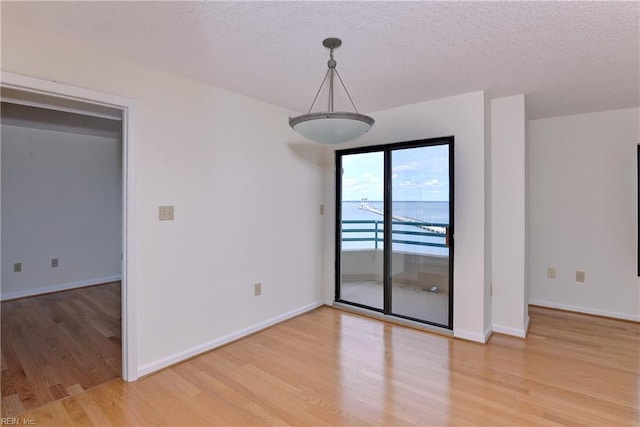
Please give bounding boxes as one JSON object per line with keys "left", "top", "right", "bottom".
{"left": 455, "top": 327, "right": 492, "bottom": 344}
{"left": 137, "top": 300, "right": 324, "bottom": 378}
{"left": 1, "top": 275, "right": 122, "bottom": 301}
{"left": 492, "top": 324, "right": 527, "bottom": 338}
{"left": 485, "top": 325, "right": 493, "bottom": 342}
{"left": 529, "top": 299, "right": 639, "bottom": 322}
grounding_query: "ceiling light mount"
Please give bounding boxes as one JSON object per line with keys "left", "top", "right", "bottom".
{"left": 322, "top": 37, "right": 342, "bottom": 50}
{"left": 289, "top": 37, "right": 374, "bottom": 145}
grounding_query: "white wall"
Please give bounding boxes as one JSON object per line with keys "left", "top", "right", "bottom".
{"left": 1, "top": 23, "right": 329, "bottom": 374}
{"left": 327, "top": 91, "right": 491, "bottom": 342}
{"left": 491, "top": 95, "right": 528, "bottom": 336}
{"left": 1, "top": 122, "right": 122, "bottom": 299}
{"left": 528, "top": 108, "right": 640, "bottom": 321}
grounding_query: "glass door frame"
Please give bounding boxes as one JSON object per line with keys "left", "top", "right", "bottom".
{"left": 335, "top": 136, "right": 455, "bottom": 329}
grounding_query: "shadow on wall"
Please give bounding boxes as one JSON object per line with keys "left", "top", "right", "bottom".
{"left": 286, "top": 140, "right": 333, "bottom": 167}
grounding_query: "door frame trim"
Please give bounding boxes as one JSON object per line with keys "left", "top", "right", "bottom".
{"left": 1, "top": 71, "right": 139, "bottom": 381}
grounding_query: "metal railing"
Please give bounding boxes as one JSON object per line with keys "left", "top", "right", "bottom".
{"left": 342, "top": 220, "right": 448, "bottom": 249}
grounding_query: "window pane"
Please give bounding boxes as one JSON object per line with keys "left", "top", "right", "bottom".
{"left": 390, "top": 145, "right": 450, "bottom": 326}
{"left": 339, "top": 151, "right": 384, "bottom": 309}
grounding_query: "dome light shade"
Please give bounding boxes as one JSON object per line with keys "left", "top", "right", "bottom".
{"left": 289, "top": 112, "right": 374, "bottom": 145}
{"left": 289, "top": 38, "right": 374, "bottom": 144}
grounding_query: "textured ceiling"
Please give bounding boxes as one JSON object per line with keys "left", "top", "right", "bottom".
{"left": 2, "top": 1, "right": 638, "bottom": 119}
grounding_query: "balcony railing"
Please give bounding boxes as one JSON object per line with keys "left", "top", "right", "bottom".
{"left": 342, "top": 220, "right": 448, "bottom": 249}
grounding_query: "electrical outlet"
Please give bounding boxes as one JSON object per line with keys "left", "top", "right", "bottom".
{"left": 13, "top": 262, "right": 22, "bottom": 273}
{"left": 319, "top": 204, "right": 325, "bottom": 215}
{"left": 576, "top": 271, "right": 585, "bottom": 283}
{"left": 51, "top": 258, "right": 59, "bottom": 268}
{"left": 254, "top": 282, "right": 262, "bottom": 296}
{"left": 159, "top": 205, "right": 174, "bottom": 221}
{"left": 547, "top": 268, "right": 556, "bottom": 279}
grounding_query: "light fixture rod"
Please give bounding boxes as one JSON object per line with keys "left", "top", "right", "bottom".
{"left": 329, "top": 69, "right": 334, "bottom": 112}
{"left": 328, "top": 46, "right": 335, "bottom": 112}
{"left": 334, "top": 68, "right": 359, "bottom": 113}
{"left": 304, "top": 41, "right": 360, "bottom": 115}
{"left": 307, "top": 68, "right": 330, "bottom": 114}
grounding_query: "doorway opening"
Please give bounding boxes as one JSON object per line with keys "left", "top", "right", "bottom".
{"left": 0, "top": 99, "right": 124, "bottom": 414}
{"left": 0, "top": 73, "right": 138, "bottom": 399}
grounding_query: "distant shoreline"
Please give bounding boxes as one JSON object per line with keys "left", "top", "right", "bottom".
{"left": 343, "top": 200, "right": 449, "bottom": 203}
{"left": 354, "top": 203, "right": 446, "bottom": 234}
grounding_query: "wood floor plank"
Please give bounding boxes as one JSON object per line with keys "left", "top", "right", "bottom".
{"left": 86, "top": 379, "right": 151, "bottom": 426}
{"left": 0, "top": 392, "right": 23, "bottom": 417}
{"left": 6, "top": 305, "right": 640, "bottom": 426}
{"left": 1, "top": 282, "right": 121, "bottom": 416}
{"left": 60, "top": 393, "right": 93, "bottom": 426}
{"left": 20, "top": 399, "right": 74, "bottom": 426}
{"left": 190, "top": 371, "right": 270, "bottom": 425}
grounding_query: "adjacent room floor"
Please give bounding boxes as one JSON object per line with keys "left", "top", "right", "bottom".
{"left": 7, "top": 304, "right": 639, "bottom": 425}
{"left": 1, "top": 282, "right": 121, "bottom": 416}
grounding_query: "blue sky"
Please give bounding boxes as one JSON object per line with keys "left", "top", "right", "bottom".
{"left": 342, "top": 145, "right": 450, "bottom": 201}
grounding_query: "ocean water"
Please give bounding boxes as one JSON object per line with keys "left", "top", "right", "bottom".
{"left": 341, "top": 201, "right": 450, "bottom": 255}
{"left": 343, "top": 201, "right": 449, "bottom": 224}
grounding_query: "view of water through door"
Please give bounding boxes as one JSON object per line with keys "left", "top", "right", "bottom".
{"left": 336, "top": 137, "right": 454, "bottom": 329}
{"left": 338, "top": 151, "right": 385, "bottom": 310}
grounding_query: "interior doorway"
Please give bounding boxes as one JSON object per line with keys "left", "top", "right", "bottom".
{"left": 0, "top": 72, "right": 138, "bottom": 385}
{"left": 0, "top": 98, "right": 124, "bottom": 415}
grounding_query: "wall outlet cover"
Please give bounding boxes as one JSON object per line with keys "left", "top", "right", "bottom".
{"left": 159, "top": 205, "right": 175, "bottom": 221}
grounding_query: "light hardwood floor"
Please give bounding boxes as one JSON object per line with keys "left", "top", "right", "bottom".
{"left": 4, "top": 304, "right": 639, "bottom": 426}
{"left": 1, "top": 282, "right": 121, "bottom": 416}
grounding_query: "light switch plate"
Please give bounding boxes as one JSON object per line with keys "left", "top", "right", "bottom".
{"left": 159, "top": 206, "right": 174, "bottom": 221}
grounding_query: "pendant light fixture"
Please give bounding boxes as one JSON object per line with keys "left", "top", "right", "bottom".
{"left": 289, "top": 38, "right": 374, "bottom": 144}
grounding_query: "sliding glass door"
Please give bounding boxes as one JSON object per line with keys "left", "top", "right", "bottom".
{"left": 336, "top": 137, "right": 454, "bottom": 329}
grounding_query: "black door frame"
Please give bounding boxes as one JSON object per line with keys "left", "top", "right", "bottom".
{"left": 335, "top": 136, "right": 455, "bottom": 329}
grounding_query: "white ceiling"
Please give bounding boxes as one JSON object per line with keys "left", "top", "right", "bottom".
{"left": 3, "top": 1, "right": 638, "bottom": 119}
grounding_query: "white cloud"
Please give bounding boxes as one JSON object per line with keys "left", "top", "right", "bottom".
{"left": 392, "top": 162, "right": 418, "bottom": 172}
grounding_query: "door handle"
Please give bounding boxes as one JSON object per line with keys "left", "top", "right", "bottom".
{"left": 445, "top": 226, "right": 452, "bottom": 248}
